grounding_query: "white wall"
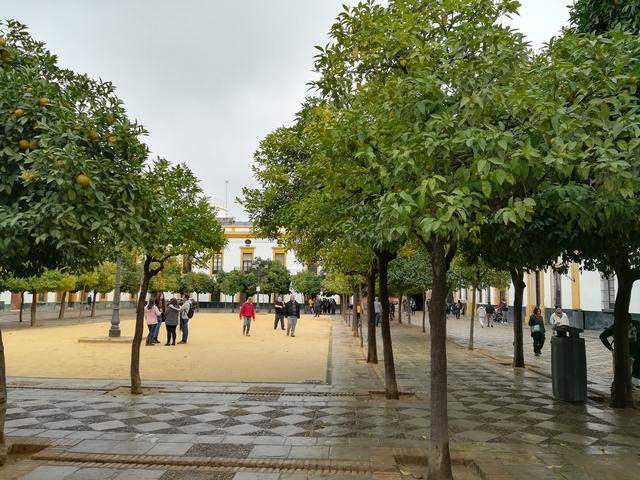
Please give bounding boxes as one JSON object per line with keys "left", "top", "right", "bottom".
{"left": 580, "top": 270, "right": 602, "bottom": 312}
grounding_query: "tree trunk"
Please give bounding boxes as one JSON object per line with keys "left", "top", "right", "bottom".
{"left": 398, "top": 293, "right": 403, "bottom": 324}
{"left": 131, "top": 256, "right": 153, "bottom": 395}
{"left": 367, "top": 269, "right": 378, "bottom": 364}
{"left": 422, "top": 291, "right": 427, "bottom": 333}
{"left": 19, "top": 292, "right": 24, "bottom": 323}
{"left": 58, "top": 291, "right": 67, "bottom": 319}
{"left": 611, "top": 262, "right": 635, "bottom": 408}
{"left": 0, "top": 327, "right": 6, "bottom": 466}
{"left": 378, "top": 250, "right": 399, "bottom": 400}
{"left": 359, "top": 285, "right": 364, "bottom": 348}
{"left": 468, "top": 286, "right": 477, "bottom": 350}
{"left": 90, "top": 292, "right": 97, "bottom": 317}
{"left": 428, "top": 237, "right": 454, "bottom": 480}
{"left": 352, "top": 287, "right": 359, "bottom": 337}
{"left": 511, "top": 269, "right": 525, "bottom": 368}
{"left": 78, "top": 287, "right": 86, "bottom": 318}
{"left": 30, "top": 291, "right": 37, "bottom": 327}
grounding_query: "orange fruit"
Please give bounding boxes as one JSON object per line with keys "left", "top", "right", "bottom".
{"left": 88, "top": 131, "right": 98, "bottom": 141}
{"left": 56, "top": 160, "right": 66, "bottom": 168}
{"left": 18, "top": 139, "right": 30, "bottom": 150}
{"left": 38, "top": 97, "right": 49, "bottom": 107}
{"left": 29, "top": 142, "right": 37, "bottom": 150}
{"left": 14, "top": 108, "right": 25, "bottom": 118}
{"left": 107, "top": 135, "right": 117, "bottom": 144}
{"left": 0, "top": 37, "right": 5, "bottom": 47}
{"left": 75, "top": 174, "right": 91, "bottom": 188}
{"left": 105, "top": 114, "right": 115, "bottom": 124}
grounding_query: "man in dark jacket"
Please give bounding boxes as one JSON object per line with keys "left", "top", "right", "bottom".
{"left": 274, "top": 296, "right": 285, "bottom": 330}
{"left": 285, "top": 295, "right": 301, "bottom": 337}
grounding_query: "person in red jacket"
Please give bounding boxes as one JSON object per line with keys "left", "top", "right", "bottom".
{"left": 239, "top": 297, "right": 256, "bottom": 336}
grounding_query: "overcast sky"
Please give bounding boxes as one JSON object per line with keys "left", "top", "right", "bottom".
{"left": 1, "top": 0, "right": 571, "bottom": 219}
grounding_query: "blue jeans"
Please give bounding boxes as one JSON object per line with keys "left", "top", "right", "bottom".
{"left": 180, "top": 317, "right": 189, "bottom": 342}
{"left": 242, "top": 316, "right": 252, "bottom": 335}
{"left": 146, "top": 323, "right": 158, "bottom": 343}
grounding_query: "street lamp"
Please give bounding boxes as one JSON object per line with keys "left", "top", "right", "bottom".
{"left": 256, "top": 285, "right": 261, "bottom": 312}
{"left": 109, "top": 255, "right": 122, "bottom": 337}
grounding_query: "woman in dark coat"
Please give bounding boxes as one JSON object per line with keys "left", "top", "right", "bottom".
{"left": 528, "top": 306, "right": 546, "bottom": 356}
{"left": 164, "top": 298, "right": 181, "bottom": 346}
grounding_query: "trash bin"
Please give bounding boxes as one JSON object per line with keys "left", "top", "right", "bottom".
{"left": 551, "top": 325, "right": 587, "bottom": 402}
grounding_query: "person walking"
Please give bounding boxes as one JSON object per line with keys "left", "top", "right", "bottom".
{"left": 274, "top": 295, "right": 285, "bottom": 330}
{"left": 144, "top": 299, "right": 161, "bottom": 346}
{"left": 239, "top": 297, "right": 256, "bottom": 336}
{"left": 477, "top": 304, "right": 487, "bottom": 328}
{"left": 285, "top": 295, "right": 301, "bottom": 337}
{"left": 528, "top": 306, "right": 546, "bottom": 356}
{"left": 485, "top": 303, "right": 495, "bottom": 327}
{"left": 314, "top": 297, "right": 321, "bottom": 318}
{"left": 178, "top": 294, "right": 192, "bottom": 344}
{"left": 374, "top": 297, "right": 382, "bottom": 326}
{"left": 164, "top": 298, "right": 180, "bottom": 346}
{"left": 600, "top": 314, "right": 640, "bottom": 389}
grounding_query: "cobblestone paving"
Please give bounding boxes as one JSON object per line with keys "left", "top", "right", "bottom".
{"left": 436, "top": 313, "right": 639, "bottom": 398}
{"left": 4, "top": 314, "right": 640, "bottom": 479}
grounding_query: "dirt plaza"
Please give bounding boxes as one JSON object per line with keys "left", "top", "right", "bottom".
{"left": 3, "top": 313, "right": 331, "bottom": 383}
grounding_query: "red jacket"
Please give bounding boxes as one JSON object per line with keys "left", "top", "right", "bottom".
{"left": 239, "top": 302, "right": 255, "bottom": 319}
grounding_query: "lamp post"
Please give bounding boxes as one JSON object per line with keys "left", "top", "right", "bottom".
{"left": 109, "top": 256, "right": 122, "bottom": 337}
{"left": 256, "top": 285, "right": 261, "bottom": 312}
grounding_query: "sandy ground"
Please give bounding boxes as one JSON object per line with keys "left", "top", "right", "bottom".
{"left": 2, "top": 312, "right": 331, "bottom": 383}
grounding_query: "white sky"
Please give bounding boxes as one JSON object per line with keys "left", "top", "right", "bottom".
{"left": 1, "top": 0, "right": 571, "bottom": 218}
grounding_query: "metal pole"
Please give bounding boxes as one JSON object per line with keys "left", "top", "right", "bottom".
{"left": 225, "top": 180, "right": 229, "bottom": 212}
{"left": 109, "top": 256, "right": 122, "bottom": 337}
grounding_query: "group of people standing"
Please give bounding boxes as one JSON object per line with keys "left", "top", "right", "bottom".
{"left": 144, "top": 294, "right": 194, "bottom": 346}
{"left": 308, "top": 297, "right": 337, "bottom": 316}
{"left": 240, "top": 295, "right": 302, "bottom": 337}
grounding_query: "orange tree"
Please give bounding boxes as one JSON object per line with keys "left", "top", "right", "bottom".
{"left": 0, "top": 20, "right": 148, "bottom": 464}
{"left": 312, "top": 2, "right": 537, "bottom": 477}
{"left": 129, "top": 159, "right": 225, "bottom": 394}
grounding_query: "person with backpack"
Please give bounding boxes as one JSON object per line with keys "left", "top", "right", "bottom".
{"left": 178, "top": 294, "right": 193, "bottom": 344}
{"left": 239, "top": 296, "right": 256, "bottom": 336}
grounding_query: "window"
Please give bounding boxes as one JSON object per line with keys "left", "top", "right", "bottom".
{"left": 307, "top": 262, "right": 317, "bottom": 274}
{"left": 601, "top": 274, "right": 616, "bottom": 310}
{"left": 37, "top": 292, "right": 46, "bottom": 302}
{"left": 212, "top": 253, "right": 223, "bottom": 273}
{"left": 274, "top": 252, "right": 285, "bottom": 266}
{"left": 552, "top": 270, "right": 562, "bottom": 307}
{"left": 242, "top": 253, "right": 253, "bottom": 272}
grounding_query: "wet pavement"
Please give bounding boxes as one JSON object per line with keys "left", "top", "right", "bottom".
{"left": 3, "top": 314, "right": 640, "bottom": 479}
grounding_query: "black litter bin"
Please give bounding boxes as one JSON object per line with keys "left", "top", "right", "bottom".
{"left": 551, "top": 325, "right": 587, "bottom": 402}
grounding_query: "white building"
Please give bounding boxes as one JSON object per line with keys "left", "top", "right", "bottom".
{"left": 455, "top": 262, "right": 640, "bottom": 330}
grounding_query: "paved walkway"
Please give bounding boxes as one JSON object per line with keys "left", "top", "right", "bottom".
{"left": 427, "top": 312, "right": 635, "bottom": 400}
{"left": 2, "top": 314, "right": 640, "bottom": 479}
